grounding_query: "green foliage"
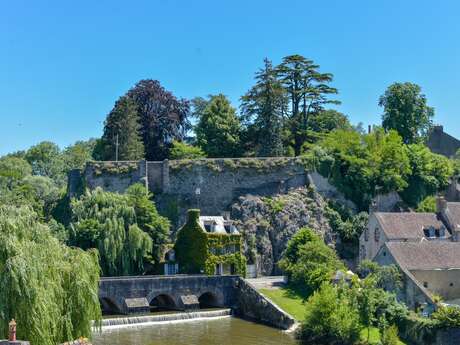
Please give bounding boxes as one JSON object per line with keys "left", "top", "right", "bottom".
{"left": 70, "top": 187, "right": 153, "bottom": 276}
{"left": 381, "top": 325, "right": 400, "bottom": 345}
{"left": 276, "top": 54, "right": 339, "bottom": 155}
{"left": 126, "top": 183, "right": 170, "bottom": 262}
{"left": 416, "top": 195, "right": 436, "bottom": 212}
{"left": 25, "top": 141, "right": 66, "bottom": 186}
{"left": 380, "top": 82, "right": 434, "bottom": 144}
{"left": 309, "top": 109, "right": 352, "bottom": 134}
{"left": 357, "top": 260, "right": 403, "bottom": 292}
{"left": 0, "top": 206, "right": 101, "bottom": 345}
{"left": 431, "top": 306, "right": 460, "bottom": 328}
{"left": 175, "top": 209, "right": 246, "bottom": 276}
{"left": 298, "top": 283, "right": 361, "bottom": 345}
{"left": 99, "top": 96, "right": 145, "bottom": 161}
{"left": 195, "top": 94, "right": 242, "bottom": 157}
{"left": 240, "top": 58, "right": 286, "bottom": 156}
{"left": 174, "top": 209, "right": 208, "bottom": 274}
{"left": 400, "top": 144, "right": 453, "bottom": 206}
{"left": 169, "top": 140, "right": 206, "bottom": 160}
{"left": 279, "top": 227, "right": 345, "bottom": 297}
{"left": 325, "top": 202, "right": 368, "bottom": 244}
{"left": 62, "top": 139, "right": 98, "bottom": 171}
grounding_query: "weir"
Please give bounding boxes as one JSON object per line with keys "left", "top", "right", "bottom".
{"left": 99, "top": 309, "right": 232, "bottom": 329}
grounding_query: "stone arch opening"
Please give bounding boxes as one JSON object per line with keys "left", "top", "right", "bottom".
{"left": 150, "top": 294, "right": 177, "bottom": 312}
{"left": 99, "top": 297, "right": 121, "bottom": 315}
{"left": 198, "top": 292, "right": 220, "bottom": 309}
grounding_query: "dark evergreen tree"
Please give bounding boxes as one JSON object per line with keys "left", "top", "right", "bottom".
{"left": 195, "top": 94, "right": 242, "bottom": 157}
{"left": 276, "top": 55, "right": 339, "bottom": 155}
{"left": 127, "top": 79, "right": 190, "bottom": 161}
{"left": 100, "top": 96, "right": 145, "bottom": 160}
{"left": 241, "top": 58, "right": 286, "bottom": 156}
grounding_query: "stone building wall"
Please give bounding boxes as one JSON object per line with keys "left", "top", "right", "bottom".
{"left": 427, "top": 125, "right": 460, "bottom": 158}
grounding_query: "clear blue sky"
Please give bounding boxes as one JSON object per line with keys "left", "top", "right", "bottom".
{"left": 1, "top": 0, "right": 460, "bottom": 155}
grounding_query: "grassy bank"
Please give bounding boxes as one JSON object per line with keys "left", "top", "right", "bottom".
{"left": 259, "top": 287, "right": 406, "bottom": 345}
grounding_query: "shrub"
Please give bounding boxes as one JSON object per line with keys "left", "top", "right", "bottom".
{"left": 381, "top": 325, "right": 400, "bottom": 345}
{"left": 169, "top": 140, "right": 206, "bottom": 160}
{"left": 298, "top": 283, "right": 361, "bottom": 345}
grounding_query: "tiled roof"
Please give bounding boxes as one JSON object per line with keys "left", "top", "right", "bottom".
{"left": 374, "top": 212, "right": 445, "bottom": 239}
{"left": 385, "top": 241, "right": 460, "bottom": 270}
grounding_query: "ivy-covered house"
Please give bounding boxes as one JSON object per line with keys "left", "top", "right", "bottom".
{"left": 173, "top": 209, "right": 246, "bottom": 276}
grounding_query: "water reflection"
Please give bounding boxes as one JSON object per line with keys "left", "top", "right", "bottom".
{"left": 92, "top": 317, "right": 296, "bottom": 345}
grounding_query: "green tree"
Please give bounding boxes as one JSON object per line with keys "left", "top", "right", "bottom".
{"left": 279, "top": 227, "right": 345, "bottom": 297}
{"left": 400, "top": 144, "right": 453, "bottom": 206}
{"left": 195, "top": 94, "right": 242, "bottom": 157}
{"left": 241, "top": 58, "right": 286, "bottom": 156}
{"left": 0, "top": 206, "right": 101, "bottom": 345}
{"left": 126, "top": 183, "right": 170, "bottom": 263}
{"left": 70, "top": 188, "right": 152, "bottom": 276}
{"left": 169, "top": 140, "right": 206, "bottom": 159}
{"left": 276, "top": 54, "right": 339, "bottom": 155}
{"left": 380, "top": 82, "right": 434, "bottom": 144}
{"left": 298, "top": 283, "right": 361, "bottom": 345}
{"left": 25, "top": 141, "right": 65, "bottom": 186}
{"left": 62, "top": 139, "right": 97, "bottom": 171}
{"left": 309, "top": 109, "right": 351, "bottom": 133}
{"left": 100, "top": 96, "right": 145, "bottom": 161}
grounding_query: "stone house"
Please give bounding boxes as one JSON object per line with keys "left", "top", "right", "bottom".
{"left": 359, "top": 198, "right": 460, "bottom": 310}
{"left": 173, "top": 209, "right": 246, "bottom": 276}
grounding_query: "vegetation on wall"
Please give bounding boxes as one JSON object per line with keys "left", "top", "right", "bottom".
{"left": 175, "top": 209, "right": 246, "bottom": 276}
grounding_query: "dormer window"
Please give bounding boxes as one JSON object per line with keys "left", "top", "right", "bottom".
{"left": 203, "top": 222, "right": 215, "bottom": 232}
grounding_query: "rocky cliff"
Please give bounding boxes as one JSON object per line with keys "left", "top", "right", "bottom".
{"left": 230, "top": 186, "right": 336, "bottom": 276}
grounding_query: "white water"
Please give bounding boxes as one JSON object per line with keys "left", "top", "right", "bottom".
{"left": 97, "top": 309, "right": 232, "bottom": 331}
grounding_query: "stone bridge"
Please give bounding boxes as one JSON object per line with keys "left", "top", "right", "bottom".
{"left": 98, "top": 274, "right": 296, "bottom": 330}
{"left": 99, "top": 275, "right": 239, "bottom": 315}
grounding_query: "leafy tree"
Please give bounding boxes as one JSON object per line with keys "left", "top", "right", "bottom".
{"left": 70, "top": 188, "right": 152, "bottom": 276}
{"left": 308, "top": 109, "right": 351, "bottom": 133}
{"left": 62, "top": 139, "right": 97, "bottom": 171}
{"left": 279, "top": 227, "right": 345, "bottom": 297}
{"left": 241, "top": 58, "right": 286, "bottom": 156}
{"left": 0, "top": 206, "right": 101, "bottom": 345}
{"left": 400, "top": 144, "right": 453, "bottom": 206}
{"left": 0, "top": 156, "right": 32, "bottom": 185}
{"left": 380, "top": 82, "right": 434, "bottom": 144}
{"left": 169, "top": 140, "right": 206, "bottom": 159}
{"left": 19, "top": 175, "right": 61, "bottom": 219}
{"left": 276, "top": 54, "right": 339, "bottom": 155}
{"left": 126, "top": 183, "right": 170, "bottom": 263}
{"left": 195, "top": 94, "right": 242, "bottom": 157}
{"left": 298, "top": 283, "right": 361, "bottom": 345}
{"left": 25, "top": 141, "right": 66, "bottom": 186}
{"left": 416, "top": 195, "right": 436, "bottom": 212}
{"left": 127, "top": 79, "right": 190, "bottom": 161}
{"left": 100, "top": 96, "right": 145, "bottom": 161}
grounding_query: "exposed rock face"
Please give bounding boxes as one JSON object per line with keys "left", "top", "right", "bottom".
{"left": 230, "top": 187, "right": 336, "bottom": 276}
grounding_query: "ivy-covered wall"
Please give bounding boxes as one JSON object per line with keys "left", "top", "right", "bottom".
{"left": 174, "top": 209, "right": 246, "bottom": 276}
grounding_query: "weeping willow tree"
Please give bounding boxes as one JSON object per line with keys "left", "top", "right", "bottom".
{"left": 70, "top": 188, "right": 152, "bottom": 276}
{"left": 0, "top": 205, "right": 101, "bottom": 345}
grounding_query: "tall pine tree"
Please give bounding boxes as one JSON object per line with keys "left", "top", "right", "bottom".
{"left": 100, "top": 96, "right": 145, "bottom": 160}
{"left": 241, "top": 58, "right": 286, "bottom": 156}
{"left": 276, "top": 55, "right": 339, "bottom": 155}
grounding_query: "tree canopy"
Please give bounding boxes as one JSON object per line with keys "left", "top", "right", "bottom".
{"left": 380, "top": 82, "right": 434, "bottom": 144}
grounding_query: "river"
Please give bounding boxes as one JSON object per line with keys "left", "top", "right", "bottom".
{"left": 92, "top": 316, "right": 296, "bottom": 345}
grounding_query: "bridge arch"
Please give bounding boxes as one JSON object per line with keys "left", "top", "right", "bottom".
{"left": 150, "top": 294, "right": 177, "bottom": 311}
{"left": 198, "top": 292, "right": 220, "bottom": 308}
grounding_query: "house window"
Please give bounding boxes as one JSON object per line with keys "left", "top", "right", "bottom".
{"left": 364, "top": 228, "right": 369, "bottom": 242}
{"left": 423, "top": 282, "right": 428, "bottom": 288}
{"left": 374, "top": 227, "right": 380, "bottom": 242}
{"left": 450, "top": 283, "right": 454, "bottom": 287}
{"left": 383, "top": 251, "right": 386, "bottom": 257}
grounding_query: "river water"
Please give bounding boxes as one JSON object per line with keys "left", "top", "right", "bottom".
{"left": 92, "top": 316, "right": 296, "bottom": 345}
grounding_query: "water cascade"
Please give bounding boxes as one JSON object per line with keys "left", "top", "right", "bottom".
{"left": 98, "top": 309, "right": 232, "bottom": 329}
